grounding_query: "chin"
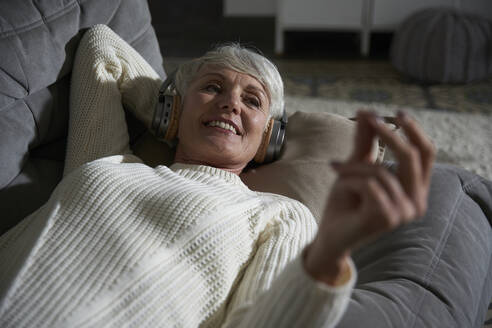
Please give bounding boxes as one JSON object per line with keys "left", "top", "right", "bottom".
{"left": 207, "top": 149, "right": 243, "bottom": 165}
{"left": 202, "top": 145, "right": 248, "bottom": 167}
{"left": 204, "top": 137, "right": 239, "bottom": 155}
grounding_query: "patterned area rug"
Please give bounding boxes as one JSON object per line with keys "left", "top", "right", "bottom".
{"left": 285, "top": 96, "right": 492, "bottom": 180}
{"left": 278, "top": 59, "right": 492, "bottom": 115}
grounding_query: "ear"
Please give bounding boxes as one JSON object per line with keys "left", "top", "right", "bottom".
{"left": 164, "top": 94, "right": 182, "bottom": 141}
{"left": 253, "top": 117, "right": 274, "bottom": 163}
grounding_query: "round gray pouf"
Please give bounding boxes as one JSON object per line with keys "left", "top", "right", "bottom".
{"left": 391, "top": 8, "right": 492, "bottom": 84}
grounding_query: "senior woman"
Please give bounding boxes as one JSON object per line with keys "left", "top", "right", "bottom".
{"left": 0, "top": 25, "right": 434, "bottom": 327}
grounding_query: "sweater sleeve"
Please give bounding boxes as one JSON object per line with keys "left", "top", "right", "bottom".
{"left": 64, "top": 24, "right": 162, "bottom": 176}
{"left": 222, "top": 198, "right": 356, "bottom": 327}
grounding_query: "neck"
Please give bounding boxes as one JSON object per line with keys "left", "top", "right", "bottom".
{"left": 173, "top": 156, "right": 245, "bottom": 176}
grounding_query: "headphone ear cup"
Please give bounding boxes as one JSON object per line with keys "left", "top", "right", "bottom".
{"left": 254, "top": 118, "right": 274, "bottom": 164}
{"left": 163, "top": 94, "right": 181, "bottom": 141}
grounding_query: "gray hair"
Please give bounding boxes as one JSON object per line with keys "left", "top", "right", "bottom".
{"left": 174, "top": 43, "right": 284, "bottom": 120}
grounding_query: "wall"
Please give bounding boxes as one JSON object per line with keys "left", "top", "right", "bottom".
{"left": 224, "top": 0, "right": 275, "bottom": 16}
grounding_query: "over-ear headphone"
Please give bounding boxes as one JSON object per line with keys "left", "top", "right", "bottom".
{"left": 151, "top": 70, "right": 287, "bottom": 164}
{"left": 151, "top": 70, "right": 181, "bottom": 143}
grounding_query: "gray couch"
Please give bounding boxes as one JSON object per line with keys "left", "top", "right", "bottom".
{"left": 0, "top": 0, "right": 165, "bottom": 232}
{"left": 0, "top": 0, "right": 491, "bottom": 327}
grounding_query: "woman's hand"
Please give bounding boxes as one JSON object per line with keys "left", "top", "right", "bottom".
{"left": 303, "top": 110, "right": 436, "bottom": 285}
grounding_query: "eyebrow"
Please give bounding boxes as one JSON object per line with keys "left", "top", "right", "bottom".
{"left": 198, "top": 72, "right": 268, "bottom": 101}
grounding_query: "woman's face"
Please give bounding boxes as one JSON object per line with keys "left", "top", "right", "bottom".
{"left": 174, "top": 65, "right": 270, "bottom": 174}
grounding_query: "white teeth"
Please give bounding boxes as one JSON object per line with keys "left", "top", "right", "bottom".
{"left": 206, "top": 120, "right": 237, "bottom": 134}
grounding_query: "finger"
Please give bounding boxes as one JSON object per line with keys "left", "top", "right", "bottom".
{"left": 364, "top": 177, "right": 404, "bottom": 231}
{"left": 366, "top": 117, "right": 423, "bottom": 201}
{"left": 333, "top": 163, "right": 403, "bottom": 203}
{"left": 349, "top": 110, "right": 378, "bottom": 164}
{"left": 333, "top": 163, "right": 418, "bottom": 221}
{"left": 332, "top": 176, "right": 398, "bottom": 244}
{"left": 396, "top": 111, "right": 436, "bottom": 186}
{"left": 347, "top": 176, "right": 402, "bottom": 236}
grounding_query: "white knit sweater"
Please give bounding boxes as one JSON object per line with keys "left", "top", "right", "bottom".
{"left": 0, "top": 25, "right": 356, "bottom": 327}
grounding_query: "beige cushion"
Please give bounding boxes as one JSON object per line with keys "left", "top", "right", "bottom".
{"left": 241, "top": 112, "right": 380, "bottom": 222}
{"left": 133, "top": 111, "right": 382, "bottom": 223}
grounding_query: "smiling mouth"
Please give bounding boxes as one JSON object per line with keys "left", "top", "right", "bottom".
{"left": 204, "top": 120, "right": 239, "bottom": 135}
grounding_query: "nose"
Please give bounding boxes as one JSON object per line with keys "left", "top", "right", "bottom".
{"left": 219, "top": 88, "right": 241, "bottom": 115}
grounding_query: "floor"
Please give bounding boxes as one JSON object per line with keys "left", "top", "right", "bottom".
{"left": 148, "top": 1, "right": 492, "bottom": 115}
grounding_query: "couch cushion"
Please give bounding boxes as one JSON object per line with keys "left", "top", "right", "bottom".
{"left": 337, "top": 163, "right": 492, "bottom": 327}
{"left": 0, "top": 0, "right": 165, "bottom": 235}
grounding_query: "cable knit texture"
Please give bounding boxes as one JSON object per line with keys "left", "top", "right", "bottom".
{"left": 0, "top": 25, "right": 356, "bottom": 327}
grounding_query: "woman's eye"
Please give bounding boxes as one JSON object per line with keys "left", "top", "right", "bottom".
{"left": 204, "top": 84, "right": 221, "bottom": 92}
{"left": 245, "top": 97, "right": 261, "bottom": 108}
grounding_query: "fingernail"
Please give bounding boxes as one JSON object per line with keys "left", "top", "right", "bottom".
{"left": 397, "top": 110, "right": 408, "bottom": 121}
{"left": 367, "top": 114, "right": 383, "bottom": 126}
{"left": 375, "top": 116, "right": 384, "bottom": 125}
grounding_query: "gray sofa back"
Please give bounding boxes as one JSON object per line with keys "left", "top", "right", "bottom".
{"left": 0, "top": 0, "right": 166, "bottom": 235}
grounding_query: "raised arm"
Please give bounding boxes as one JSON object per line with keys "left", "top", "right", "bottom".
{"left": 222, "top": 200, "right": 356, "bottom": 327}
{"left": 64, "top": 24, "right": 162, "bottom": 175}
{"left": 304, "top": 110, "right": 435, "bottom": 284}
